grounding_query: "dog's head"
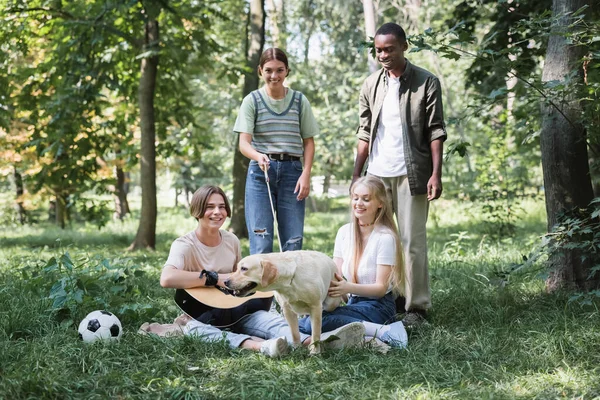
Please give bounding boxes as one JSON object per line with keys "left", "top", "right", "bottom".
{"left": 224, "top": 254, "right": 279, "bottom": 297}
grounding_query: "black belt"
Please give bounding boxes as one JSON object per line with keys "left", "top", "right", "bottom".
{"left": 267, "top": 153, "right": 300, "bottom": 161}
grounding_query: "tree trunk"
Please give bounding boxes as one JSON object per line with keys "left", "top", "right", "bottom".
{"left": 540, "top": 0, "right": 595, "bottom": 291}
{"left": 230, "top": 0, "right": 265, "bottom": 238}
{"left": 55, "top": 191, "right": 67, "bottom": 229}
{"left": 129, "top": 18, "right": 159, "bottom": 250}
{"left": 362, "top": 0, "right": 378, "bottom": 73}
{"left": 113, "top": 163, "right": 130, "bottom": 220}
{"left": 323, "top": 173, "right": 331, "bottom": 197}
{"left": 266, "top": 0, "right": 285, "bottom": 49}
{"left": 13, "top": 167, "right": 27, "bottom": 225}
{"left": 302, "top": 0, "right": 315, "bottom": 66}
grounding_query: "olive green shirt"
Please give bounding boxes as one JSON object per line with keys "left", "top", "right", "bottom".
{"left": 357, "top": 60, "right": 447, "bottom": 195}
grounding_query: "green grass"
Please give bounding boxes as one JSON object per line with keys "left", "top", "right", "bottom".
{"left": 1, "top": 198, "right": 599, "bottom": 399}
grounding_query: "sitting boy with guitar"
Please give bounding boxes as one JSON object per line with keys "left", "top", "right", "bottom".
{"left": 154, "top": 185, "right": 365, "bottom": 357}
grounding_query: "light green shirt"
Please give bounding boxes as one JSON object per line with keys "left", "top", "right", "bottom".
{"left": 233, "top": 87, "right": 319, "bottom": 139}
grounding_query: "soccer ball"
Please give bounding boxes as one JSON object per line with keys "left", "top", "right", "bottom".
{"left": 78, "top": 310, "right": 123, "bottom": 343}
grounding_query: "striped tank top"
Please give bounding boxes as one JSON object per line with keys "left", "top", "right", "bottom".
{"left": 250, "top": 89, "right": 304, "bottom": 158}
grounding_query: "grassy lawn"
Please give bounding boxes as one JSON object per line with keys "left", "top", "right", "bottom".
{"left": 1, "top": 198, "right": 599, "bottom": 399}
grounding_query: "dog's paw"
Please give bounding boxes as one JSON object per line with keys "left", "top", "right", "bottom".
{"left": 308, "top": 342, "right": 322, "bottom": 355}
{"left": 291, "top": 341, "right": 303, "bottom": 349}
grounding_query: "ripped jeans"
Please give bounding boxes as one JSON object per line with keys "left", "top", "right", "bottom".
{"left": 245, "top": 159, "right": 305, "bottom": 254}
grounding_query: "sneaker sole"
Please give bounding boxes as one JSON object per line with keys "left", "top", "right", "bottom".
{"left": 321, "top": 322, "right": 366, "bottom": 351}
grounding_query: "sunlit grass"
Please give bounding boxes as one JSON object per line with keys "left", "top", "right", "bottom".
{"left": 1, "top": 196, "right": 599, "bottom": 399}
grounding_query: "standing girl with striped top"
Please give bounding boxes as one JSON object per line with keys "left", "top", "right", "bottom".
{"left": 234, "top": 48, "right": 319, "bottom": 255}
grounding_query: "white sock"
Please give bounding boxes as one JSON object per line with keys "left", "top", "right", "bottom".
{"left": 362, "top": 321, "right": 390, "bottom": 339}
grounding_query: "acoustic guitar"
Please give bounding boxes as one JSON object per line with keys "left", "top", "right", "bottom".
{"left": 175, "top": 286, "right": 274, "bottom": 328}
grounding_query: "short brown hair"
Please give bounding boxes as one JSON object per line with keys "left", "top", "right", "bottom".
{"left": 189, "top": 185, "right": 231, "bottom": 221}
{"left": 258, "top": 48, "right": 290, "bottom": 75}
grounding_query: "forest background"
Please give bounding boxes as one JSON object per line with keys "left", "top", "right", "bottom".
{"left": 2, "top": 0, "right": 599, "bottom": 290}
{"left": 1, "top": 0, "right": 600, "bottom": 398}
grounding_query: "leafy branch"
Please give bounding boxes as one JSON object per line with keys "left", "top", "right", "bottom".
{"left": 6, "top": 6, "right": 142, "bottom": 46}
{"left": 408, "top": 10, "right": 593, "bottom": 131}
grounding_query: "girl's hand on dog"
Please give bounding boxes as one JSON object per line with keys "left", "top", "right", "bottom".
{"left": 328, "top": 273, "right": 350, "bottom": 297}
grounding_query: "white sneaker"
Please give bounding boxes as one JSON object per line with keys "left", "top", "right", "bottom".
{"left": 379, "top": 321, "right": 408, "bottom": 348}
{"left": 259, "top": 336, "right": 289, "bottom": 358}
{"left": 320, "top": 322, "right": 366, "bottom": 351}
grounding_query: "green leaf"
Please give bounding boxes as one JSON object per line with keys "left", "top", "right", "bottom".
{"left": 110, "top": 285, "right": 127, "bottom": 294}
{"left": 72, "top": 290, "right": 84, "bottom": 304}
{"left": 44, "top": 257, "right": 59, "bottom": 272}
{"left": 60, "top": 253, "right": 74, "bottom": 272}
{"left": 52, "top": 295, "right": 67, "bottom": 309}
{"left": 488, "top": 88, "right": 507, "bottom": 100}
{"left": 441, "top": 50, "right": 461, "bottom": 60}
{"left": 49, "top": 281, "right": 66, "bottom": 298}
{"left": 543, "top": 79, "right": 563, "bottom": 89}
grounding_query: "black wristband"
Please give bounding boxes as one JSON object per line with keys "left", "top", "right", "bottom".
{"left": 200, "top": 270, "right": 218, "bottom": 287}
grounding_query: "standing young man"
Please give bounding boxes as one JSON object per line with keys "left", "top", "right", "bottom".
{"left": 352, "top": 23, "right": 447, "bottom": 327}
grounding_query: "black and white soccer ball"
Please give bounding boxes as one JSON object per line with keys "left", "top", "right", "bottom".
{"left": 78, "top": 310, "right": 123, "bottom": 343}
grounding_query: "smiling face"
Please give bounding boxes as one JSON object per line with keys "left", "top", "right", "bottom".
{"left": 351, "top": 183, "right": 382, "bottom": 225}
{"left": 199, "top": 193, "right": 228, "bottom": 230}
{"left": 374, "top": 33, "right": 408, "bottom": 77}
{"left": 258, "top": 59, "right": 288, "bottom": 92}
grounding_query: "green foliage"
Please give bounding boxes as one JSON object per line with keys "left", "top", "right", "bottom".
{"left": 473, "top": 132, "right": 538, "bottom": 236}
{"left": 446, "top": 0, "right": 552, "bottom": 92}
{"left": 285, "top": 0, "right": 369, "bottom": 181}
{"left": 408, "top": 5, "right": 600, "bottom": 238}
{"left": 512, "top": 197, "right": 600, "bottom": 301}
{"left": 18, "top": 248, "right": 160, "bottom": 329}
{"left": 442, "top": 231, "right": 472, "bottom": 258}
{"left": 74, "top": 197, "right": 112, "bottom": 229}
{"left": 0, "top": 0, "right": 230, "bottom": 227}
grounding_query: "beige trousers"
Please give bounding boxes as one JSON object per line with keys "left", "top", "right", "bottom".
{"left": 370, "top": 174, "right": 431, "bottom": 311}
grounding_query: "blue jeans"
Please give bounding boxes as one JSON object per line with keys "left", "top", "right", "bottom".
{"left": 245, "top": 160, "right": 305, "bottom": 254}
{"left": 184, "top": 310, "right": 309, "bottom": 349}
{"left": 298, "top": 293, "right": 397, "bottom": 334}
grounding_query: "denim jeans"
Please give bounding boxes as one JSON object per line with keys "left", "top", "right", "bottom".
{"left": 245, "top": 159, "right": 305, "bottom": 254}
{"left": 184, "top": 310, "right": 309, "bottom": 349}
{"left": 298, "top": 292, "right": 397, "bottom": 334}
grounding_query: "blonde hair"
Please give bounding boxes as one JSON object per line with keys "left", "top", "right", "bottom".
{"left": 349, "top": 176, "right": 404, "bottom": 296}
{"left": 189, "top": 185, "right": 231, "bottom": 221}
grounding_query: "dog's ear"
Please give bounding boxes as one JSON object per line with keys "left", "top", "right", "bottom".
{"left": 260, "top": 260, "right": 279, "bottom": 287}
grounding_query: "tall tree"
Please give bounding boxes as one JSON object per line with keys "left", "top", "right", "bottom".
{"left": 362, "top": 0, "right": 378, "bottom": 73}
{"left": 3, "top": 0, "right": 221, "bottom": 238}
{"left": 129, "top": 4, "right": 160, "bottom": 250}
{"left": 540, "top": 0, "right": 596, "bottom": 290}
{"left": 230, "top": 0, "right": 266, "bottom": 238}
{"left": 13, "top": 166, "right": 27, "bottom": 224}
{"left": 267, "top": 0, "right": 286, "bottom": 48}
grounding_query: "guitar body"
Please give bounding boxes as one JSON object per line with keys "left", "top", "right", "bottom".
{"left": 175, "top": 287, "right": 274, "bottom": 328}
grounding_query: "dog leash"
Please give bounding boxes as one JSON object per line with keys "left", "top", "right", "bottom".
{"left": 263, "top": 167, "right": 284, "bottom": 252}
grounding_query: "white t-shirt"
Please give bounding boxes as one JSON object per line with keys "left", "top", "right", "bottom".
{"left": 367, "top": 76, "right": 407, "bottom": 177}
{"left": 333, "top": 223, "right": 396, "bottom": 294}
{"left": 164, "top": 230, "right": 241, "bottom": 273}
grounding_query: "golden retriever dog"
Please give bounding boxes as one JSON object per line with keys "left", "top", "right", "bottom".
{"left": 224, "top": 250, "right": 341, "bottom": 354}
